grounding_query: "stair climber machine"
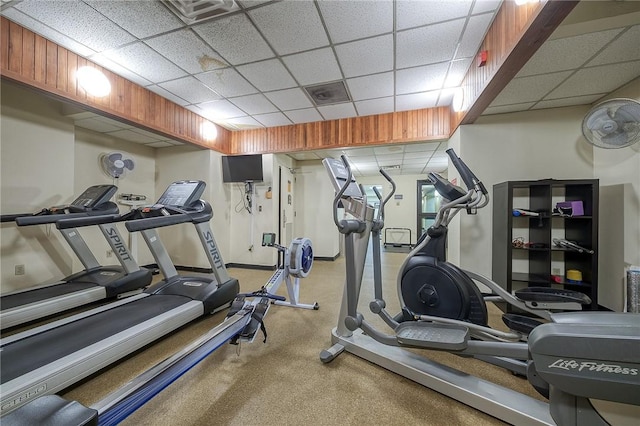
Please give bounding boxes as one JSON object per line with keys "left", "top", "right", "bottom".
{"left": 0, "top": 180, "right": 239, "bottom": 418}
{"left": 320, "top": 151, "right": 640, "bottom": 425}
{"left": 0, "top": 185, "right": 152, "bottom": 330}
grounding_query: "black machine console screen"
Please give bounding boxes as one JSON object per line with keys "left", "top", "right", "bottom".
{"left": 156, "top": 181, "right": 206, "bottom": 207}
{"left": 70, "top": 185, "right": 117, "bottom": 209}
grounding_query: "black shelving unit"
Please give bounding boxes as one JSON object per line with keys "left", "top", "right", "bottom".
{"left": 492, "top": 179, "right": 599, "bottom": 310}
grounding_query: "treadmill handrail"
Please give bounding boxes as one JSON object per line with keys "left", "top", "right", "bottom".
{"left": 1, "top": 212, "right": 35, "bottom": 222}
{"left": 126, "top": 213, "right": 193, "bottom": 232}
{"left": 56, "top": 213, "right": 122, "bottom": 229}
{"left": 16, "top": 210, "right": 113, "bottom": 226}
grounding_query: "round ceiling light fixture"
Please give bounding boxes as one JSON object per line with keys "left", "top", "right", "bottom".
{"left": 201, "top": 121, "right": 218, "bottom": 141}
{"left": 76, "top": 66, "right": 111, "bottom": 97}
{"left": 452, "top": 87, "right": 465, "bottom": 112}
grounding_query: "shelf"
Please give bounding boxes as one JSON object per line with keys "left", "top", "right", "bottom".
{"left": 492, "top": 179, "right": 599, "bottom": 311}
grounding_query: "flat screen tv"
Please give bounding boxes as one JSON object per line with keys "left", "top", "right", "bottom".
{"left": 222, "top": 154, "right": 263, "bottom": 183}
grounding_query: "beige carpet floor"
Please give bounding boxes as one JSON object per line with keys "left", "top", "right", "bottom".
{"left": 59, "top": 248, "right": 544, "bottom": 425}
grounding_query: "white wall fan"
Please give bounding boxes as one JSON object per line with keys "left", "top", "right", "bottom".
{"left": 100, "top": 152, "right": 135, "bottom": 179}
{"left": 582, "top": 98, "right": 640, "bottom": 149}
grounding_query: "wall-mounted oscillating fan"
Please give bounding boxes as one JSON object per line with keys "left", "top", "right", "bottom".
{"left": 582, "top": 98, "right": 640, "bottom": 149}
{"left": 100, "top": 152, "right": 135, "bottom": 179}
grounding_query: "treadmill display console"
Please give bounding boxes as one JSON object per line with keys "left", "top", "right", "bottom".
{"left": 70, "top": 185, "right": 118, "bottom": 209}
{"left": 157, "top": 181, "right": 206, "bottom": 207}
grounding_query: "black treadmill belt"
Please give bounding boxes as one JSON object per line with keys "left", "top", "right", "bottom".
{"left": 0, "top": 282, "right": 98, "bottom": 310}
{"left": 1, "top": 295, "right": 192, "bottom": 383}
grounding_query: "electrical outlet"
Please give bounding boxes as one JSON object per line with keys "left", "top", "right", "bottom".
{"left": 106, "top": 249, "right": 113, "bottom": 258}
{"left": 15, "top": 264, "right": 25, "bottom": 275}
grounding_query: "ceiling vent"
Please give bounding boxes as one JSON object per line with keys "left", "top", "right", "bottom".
{"left": 381, "top": 165, "right": 401, "bottom": 170}
{"left": 163, "top": 0, "right": 239, "bottom": 24}
{"left": 304, "top": 81, "right": 352, "bottom": 106}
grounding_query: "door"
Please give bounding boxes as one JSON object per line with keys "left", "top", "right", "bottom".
{"left": 279, "top": 166, "right": 295, "bottom": 245}
{"left": 417, "top": 180, "right": 441, "bottom": 238}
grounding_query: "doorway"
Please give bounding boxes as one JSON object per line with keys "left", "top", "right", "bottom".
{"left": 417, "top": 180, "right": 441, "bottom": 238}
{"left": 278, "top": 166, "right": 295, "bottom": 245}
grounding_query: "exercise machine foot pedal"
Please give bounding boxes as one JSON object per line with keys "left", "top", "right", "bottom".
{"left": 238, "top": 297, "right": 270, "bottom": 343}
{"left": 396, "top": 322, "right": 469, "bottom": 350}
{"left": 502, "top": 313, "right": 543, "bottom": 335}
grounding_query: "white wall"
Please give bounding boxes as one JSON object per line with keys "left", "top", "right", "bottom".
{"left": 295, "top": 160, "right": 340, "bottom": 259}
{"left": 74, "top": 128, "right": 156, "bottom": 267}
{"left": 592, "top": 78, "right": 640, "bottom": 310}
{"left": 1, "top": 81, "right": 76, "bottom": 292}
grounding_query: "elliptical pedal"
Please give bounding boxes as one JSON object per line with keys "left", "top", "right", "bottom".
{"left": 396, "top": 322, "right": 469, "bottom": 350}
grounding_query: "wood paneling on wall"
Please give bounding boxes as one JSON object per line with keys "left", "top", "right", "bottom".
{"left": 0, "top": 17, "right": 230, "bottom": 152}
{"left": 452, "top": 0, "right": 579, "bottom": 127}
{"left": 230, "top": 107, "right": 450, "bottom": 155}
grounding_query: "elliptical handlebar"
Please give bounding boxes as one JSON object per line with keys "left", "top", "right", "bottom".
{"left": 331, "top": 155, "right": 354, "bottom": 232}
{"left": 445, "top": 148, "right": 488, "bottom": 195}
{"left": 376, "top": 169, "right": 396, "bottom": 222}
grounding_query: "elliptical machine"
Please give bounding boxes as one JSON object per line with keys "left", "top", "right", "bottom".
{"left": 320, "top": 150, "right": 640, "bottom": 425}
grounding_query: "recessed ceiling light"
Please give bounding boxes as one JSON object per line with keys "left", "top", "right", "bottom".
{"left": 76, "top": 66, "right": 111, "bottom": 97}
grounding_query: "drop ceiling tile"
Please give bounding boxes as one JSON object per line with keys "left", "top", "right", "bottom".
{"left": 335, "top": 34, "right": 394, "bottom": 78}
{"left": 195, "top": 68, "right": 257, "bottom": 98}
{"left": 456, "top": 13, "right": 494, "bottom": 58}
{"left": 405, "top": 141, "right": 441, "bottom": 152}
{"left": 518, "top": 29, "right": 624, "bottom": 77}
{"left": 396, "top": 19, "right": 465, "bottom": 69}
{"left": 158, "top": 76, "right": 221, "bottom": 104}
{"left": 288, "top": 152, "right": 321, "bottom": 161}
{"left": 396, "top": 0, "right": 472, "bottom": 30}
{"left": 347, "top": 72, "right": 394, "bottom": 101}
{"left": 396, "top": 91, "right": 440, "bottom": 111}
{"left": 192, "top": 13, "right": 274, "bottom": 66}
{"left": 225, "top": 116, "right": 264, "bottom": 129}
{"left": 108, "top": 129, "right": 158, "bottom": 144}
{"left": 318, "top": 103, "right": 357, "bottom": 120}
{"left": 2, "top": 8, "right": 97, "bottom": 57}
{"left": 375, "top": 151, "right": 404, "bottom": 161}
{"left": 355, "top": 97, "right": 395, "bottom": 116}
{"left": 236, "top": 59, "right": 297, "bottom": 92}
{"left": 14, "top": 0, "right": 135, "bottom": 52}
{"left": 196, "top": 99, "right": 246, "bottom": 120}
{"left": 588, "top": 25, "right": 640, "bottom": 66}
{"left": 249, "top": 1, "right": 329, "bottom": 55}
{"left": 89, "top": 54, "right": 152, "bottom": 87}
{"left": 402, "top": 165, "right": 426, "bottom": 174}
{"left": 86, "top": 0, "right": 183, "bottom": 39}
{"left": 282, "top": 48, "right": 342, "bottom": 86}
{"left": 403, "top": 156, "right": 432, "bottom": 165}
{"left": 229, "top": 94, "right": 278, "bottom": 115}
{"left": 546, "top": 61, "right": 640, "bottom": 99}
{"left": 344, "top": 148, "right": 376, "bottom": 157}
{"left": 146, "top": 141, "right": 175, "bottom": 148}
{"left": 101, "top": 42, "right": 186, "bottom": 83}
{"left": 437, "top": 88, "right": 455, "bottom": 107}
{"left": 145, "top": 30, "right": 227, "bottom": 75}
{"left": 146, "top": 85, "right": 190, "bottom": 106}
{"left": 396, "top": 63, "right": 449, "bottom": 94}
{"left": 318, "top": 0, "right": 393, "bottom": 43}
{"left": 532, "top": 94, "right": 606, "bottom": 110}
{"left": 284, "top": 108, "right": 324, "bottom": 124}
{"left": 491, "top": 71, "right": 573, "bottom": 105}
{"left": 264, "top": 88, "right": 313, "bottom": 111}
{"left": 444, "top": 58, "right": 473, "bottom": 87}
{"left": 483, "top": 102, "right": 536, "bottom": 115}
{"left": 348, "top": 156, "right": 377, "bottom": 164}
{"left": 75, "top": 117, "right": 124, "bottom": 133}
{"left": 472, "top": 0, "right": 501, "bottom": 14}
{"left": 253, "top": 112, "right": 292, "bottom": 127}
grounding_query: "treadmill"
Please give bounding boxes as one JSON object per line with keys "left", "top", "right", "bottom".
{"left": 0, "top": 180, "right": 239, "bottom": 417}
{"left": 0, "top": 185, "right": 152, "bottom": 330}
